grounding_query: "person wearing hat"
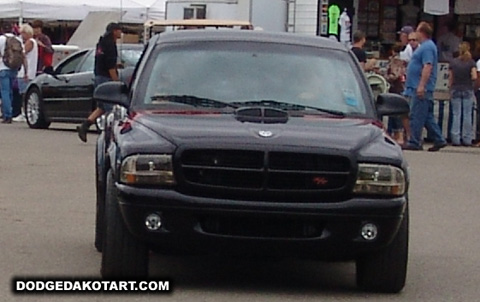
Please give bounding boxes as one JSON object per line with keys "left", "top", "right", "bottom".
{"left": 398, "top": 26, "right": 414, "bottom": 63}
{"left": 77, "top": 22, "right": 122, "bottom": 142}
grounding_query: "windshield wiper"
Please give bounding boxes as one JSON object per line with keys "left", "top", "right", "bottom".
{"left": 150, "top": 95, "right": 238, "bottom": 109}
{"left": 231, "top": 100, "right": 345, "bottom": 117}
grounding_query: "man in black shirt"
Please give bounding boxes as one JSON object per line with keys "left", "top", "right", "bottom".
{"left": 351, "top": 30, "right": 367, "bottom": 69}
{"left": 77, "top": 22, "right": 122, "bottom": 143}
{"left": 351, "top": 30, "right": 376, "bottom": 72}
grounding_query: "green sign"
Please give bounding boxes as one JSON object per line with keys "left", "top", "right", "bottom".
{"left": 328, "top": 5, "right": 340, "bottom": 35}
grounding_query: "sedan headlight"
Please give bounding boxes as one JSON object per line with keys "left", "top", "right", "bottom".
{"left": 120, "top": 154, "right": 175, "bottom": 185}
{"left": 354, "top": 164, "right": 405, "bottom": 196}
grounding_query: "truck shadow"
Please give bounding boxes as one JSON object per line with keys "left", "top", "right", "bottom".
{"left": 149, "top": 254, "right": 361, "bottom": 295}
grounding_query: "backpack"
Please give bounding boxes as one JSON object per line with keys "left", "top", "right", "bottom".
{"left": 2, "top": 35, "right": 23, "bottom": 70}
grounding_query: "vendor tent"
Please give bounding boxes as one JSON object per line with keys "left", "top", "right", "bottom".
{"left": 0, "top": 0, "right": 165, "bottom": 23}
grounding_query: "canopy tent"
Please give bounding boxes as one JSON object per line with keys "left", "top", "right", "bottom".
{"left": 0, "top": 0, "right": 165, "bottom": 23}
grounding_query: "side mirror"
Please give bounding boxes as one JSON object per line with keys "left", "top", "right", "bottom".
{"left": 94, "top": 81, "right": 129, "bottom": 108}
{"left": 376, "top": 93, "right": 410, "bottom": 117}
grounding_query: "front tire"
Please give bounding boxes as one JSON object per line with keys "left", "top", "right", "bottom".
{"left": 356, "top": 206, "right": 409, "bottom": 293}
{"left": 94, "top": 179, "right": 104, "bottom": 252}
{"left": 25, "top": 87, "right": 50, "bottom": 129}
{"left": 94, "top": 144, "right": 105, "bottom": 252}
{"left": 101, "top": 170, "right": 149, "bottom": 278}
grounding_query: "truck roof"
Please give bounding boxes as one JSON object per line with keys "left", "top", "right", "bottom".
{"left": 145, "top": 19, "right": 253, "bottom": 29}
{"left": 155, "top": 30, "right": 349, "bottom": 52}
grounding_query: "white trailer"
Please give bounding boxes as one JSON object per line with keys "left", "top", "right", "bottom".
{"left": 165, "top": 0, "right": 362, "bottom": 36}
{"left": 165, "top": 0, "right": 288, "bottom": 32}
{"left": 287, "top": 0, "right": 318, "bottom": 35}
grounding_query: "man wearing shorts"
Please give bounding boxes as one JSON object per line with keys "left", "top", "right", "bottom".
{"left": 77, "top": 22, "right": 122, "bottom": 142}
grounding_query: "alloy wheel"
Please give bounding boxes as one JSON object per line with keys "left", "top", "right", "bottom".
{"left": 26, "top": 92, "right": 40, "bottom": 125}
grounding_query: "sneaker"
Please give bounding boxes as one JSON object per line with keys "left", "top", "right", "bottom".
{"left": 1, "top": 118, "right": 12, "bottom": 124}
{"left": 427, "top": 142, "right": 447, "bottom": 152}
{"left": 12, "top": 114, "right": 26, "bottom": 122}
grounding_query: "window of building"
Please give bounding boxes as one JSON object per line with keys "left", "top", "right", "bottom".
{"left": 183, "top": 5, "right": 206, "bottom": 19}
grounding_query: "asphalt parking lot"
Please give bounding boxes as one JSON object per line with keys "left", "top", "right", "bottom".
{"left": 1, "top": 123, "right": 480, "bottom": 301}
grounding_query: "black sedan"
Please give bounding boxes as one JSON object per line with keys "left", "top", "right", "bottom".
{"left": 24, "top": 44, "right": 143, "bottom": 129}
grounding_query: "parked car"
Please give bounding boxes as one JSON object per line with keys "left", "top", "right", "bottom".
{"left": 24, "top": 43, "right": 143, "bottom": 129}
{"left": 52, "top": 44, "right": 80, "bottom": 66}
{"left": 95, "top": 30, "right": 410, "bottom": 293}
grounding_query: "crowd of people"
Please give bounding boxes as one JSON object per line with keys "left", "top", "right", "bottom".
{"left": 2, "top": 18, "right": 480, "bottom": 152}
{"left": 352, "top": 22, "right": 480, "bottom": 151}
{"left": 0, "top": 20, "right": 122, "bottom": 139}
{"left": 0, "top": 20, "right": 53, "bottom": 124}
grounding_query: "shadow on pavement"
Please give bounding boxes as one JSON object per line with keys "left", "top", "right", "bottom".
{"left": 149, "top": 254, "right": 365, "bottom": 296}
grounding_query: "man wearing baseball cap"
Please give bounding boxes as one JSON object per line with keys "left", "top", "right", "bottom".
{"left": 77, "top": 22, "right": 122, "bottom": 142}
{"left": 398, "top": 25, "right": 414, "bottom": 62}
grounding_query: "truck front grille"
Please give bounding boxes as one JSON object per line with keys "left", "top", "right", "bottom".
{"left": 178, "top": 149, "right": 352, "bottom": 201}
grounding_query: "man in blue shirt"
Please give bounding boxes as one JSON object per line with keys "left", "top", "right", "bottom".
{"left": 403, "top": 22, "right": 447, "bottom": 151}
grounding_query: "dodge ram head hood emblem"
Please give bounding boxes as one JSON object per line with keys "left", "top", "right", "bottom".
{"left": 258, "top": 130, "right": 273, "bottom": 138}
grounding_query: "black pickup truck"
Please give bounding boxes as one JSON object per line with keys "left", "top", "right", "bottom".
{"left": 94, "top": 30, "right": 410, "bottom": 293}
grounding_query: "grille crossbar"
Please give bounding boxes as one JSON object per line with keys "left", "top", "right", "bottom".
{"left": 180, "top": 149, "right": 351, "bottom": 193}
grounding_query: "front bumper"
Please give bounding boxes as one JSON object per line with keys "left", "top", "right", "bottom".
{"left": 116, "top": 184, "right": 407, "bottom": 260}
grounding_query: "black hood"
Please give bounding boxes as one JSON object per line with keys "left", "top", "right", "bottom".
{"left": 129, "top": 111, "right": 386, "bottom": 153}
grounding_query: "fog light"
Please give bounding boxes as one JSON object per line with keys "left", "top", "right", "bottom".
{"left": 145, "top": 213, "right": 162, "bottom": 231}
{"left": 361, "top": 223, "right": 378, "bottom": 241}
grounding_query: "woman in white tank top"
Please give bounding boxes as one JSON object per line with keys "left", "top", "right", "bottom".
{"left": 12, "top": 23, "right": 38, "bottom": 122}
{"left": 18, "top": 23, "right": 38, "bottom": 93}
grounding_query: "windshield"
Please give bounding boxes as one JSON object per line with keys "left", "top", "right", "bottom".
{"left": 138, "top": 42, "right": 370, "bottom": 115}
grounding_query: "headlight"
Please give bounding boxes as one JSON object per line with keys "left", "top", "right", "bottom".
{"left": 354, "top": 164, "right": 405, "bottom": 196}
{"left": 120, "top": 154, "right": 175, "bottom": 185}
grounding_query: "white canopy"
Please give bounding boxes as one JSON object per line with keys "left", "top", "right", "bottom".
{"left": 0, "top": 0, "right": 165, "bottom": 23}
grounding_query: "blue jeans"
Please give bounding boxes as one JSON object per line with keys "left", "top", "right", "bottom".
{"left": 0, "top": 69, "right": 18, "bottom": 119}
{"left": 450, "top": 89, "right": 474, "bottom": 145}
{"left": 408, "top": 92, "right": 446, "bottom": 148}
{"left": 476, "top": 90, "right": 480, "bottom": 141}
{"left": 18, "top": 78, "right": 30, "bottom": 94}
